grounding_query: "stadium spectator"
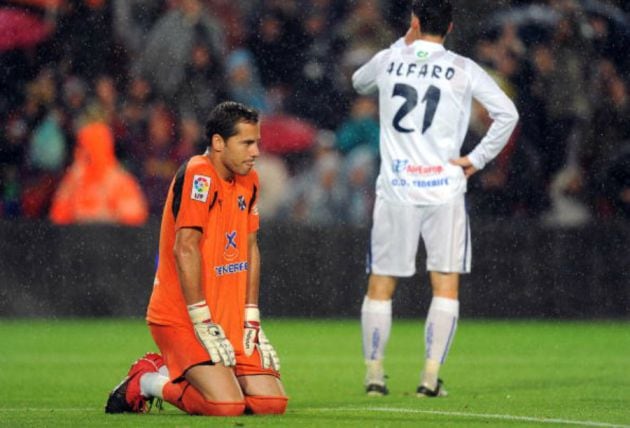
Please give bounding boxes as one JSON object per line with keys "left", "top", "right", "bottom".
{"left": 113, "top": 0, "right": 166, "bottom": 59}
{"left": 118, "top": 75, "right": 155, "bottom": 176}
{"left": 338, "top": 0, "right": 394, "bottom": 81}
{"left": 225, "top": 49, "right": 269, "bottom": 114}
{"left": 335, "top": 95, "right": 380, "bottom": 156}
{"left": 0, "top": 118, "right": 27, "bottom": 217}
{"left": 338, "top": 145, "right": 377, "bottom": 225}
{"left": 604, "top": 144, "right": 630, "bottom": 218}
{"left": 206, "top": 0, "right": 248, "bottom": 51}
{"left": 60, "top": 76, "right": 88, "bottom": 131}
{"left": 55, "top": 0, "right": 117, "bottom": 79}
{"left": 105, "top": 101, "right": 287, "bottom": 417}
{"left": 49, "top": 122, "right": 148, "bottom": 225}
{"left": 139, "top": 102, "right": 179, "bottom": 216}
{"left": 177, "top": 37, "right": 226, "bottom": 121}
{"left": 17, "top": 70, "right": 68, "bottom": 219}
{"left": 286, "top": 8, "right": 349, "bottom": 129}
{"left": 281, "top": 129, "right": 345, "bottom": 226}
{"left": 136, "top": 0, "right": 225, "bottom": 102}
{"left": 173, "top": 115, "right": 204, "bottom": 164}
{"left": 247, "top": 8, "right": 305, "bottom": 89}
{"left": 579, "top": 61, "right": 630, "bottom": 216}
{"left": 253, "top": 153, "right": 290, "bottom": 220}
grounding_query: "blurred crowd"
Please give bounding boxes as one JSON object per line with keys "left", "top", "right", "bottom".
{"left": 0, "top": 0, "right": 629, "bottom": 227}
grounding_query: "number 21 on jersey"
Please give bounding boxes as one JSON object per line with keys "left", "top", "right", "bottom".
{"left": 392, "top": 83, "right": 441, "bottom": 134}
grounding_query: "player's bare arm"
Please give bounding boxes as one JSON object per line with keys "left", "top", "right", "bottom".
{"left": 175, "top": 226, "right": 236, "bottom": 367}
{"left": 246, "top": 232, "right": 261, "bottom": 306}
{"left": 174, "top": 227, "right": 205, "bottom": 304}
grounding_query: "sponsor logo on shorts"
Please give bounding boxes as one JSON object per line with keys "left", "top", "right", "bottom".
{"left": 191, "top": 175, "right": 211, "bottom": 202}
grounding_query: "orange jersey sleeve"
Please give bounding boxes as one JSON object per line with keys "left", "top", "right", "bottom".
{"left": 147, "top": 156, "right": 219, "bottom": 326}
{"left": 172, "top": 162, "right": 216, "bottom": 232}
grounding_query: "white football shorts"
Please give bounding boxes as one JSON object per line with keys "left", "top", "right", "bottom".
{"left": 367, "top": 194, "right": 471, "bottom": 276}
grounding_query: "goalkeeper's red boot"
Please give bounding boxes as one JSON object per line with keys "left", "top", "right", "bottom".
{"left": 105, "top": 352, "right": 164, "bottom": 413}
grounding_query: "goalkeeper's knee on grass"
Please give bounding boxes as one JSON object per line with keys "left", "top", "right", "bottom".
{"left": 196, "top": 400, "right": 246, "bottom": 417}
{"left": 245, "top": 395, "right": 288, "bottom": 415}
{"left": 163, "top": 382, "right": 246, "bottom": 416}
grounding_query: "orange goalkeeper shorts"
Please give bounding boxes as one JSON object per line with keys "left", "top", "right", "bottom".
{"left": 149, "top": 322, "right": 280, "bottom": 382}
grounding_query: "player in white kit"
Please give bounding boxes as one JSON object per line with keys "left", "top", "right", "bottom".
{"left": 353, "top": 0, "right": 519, "bottom": 397}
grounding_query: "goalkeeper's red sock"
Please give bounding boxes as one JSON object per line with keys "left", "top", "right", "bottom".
{"left": 163, "top": 381, "right": 245, "bottom": 416}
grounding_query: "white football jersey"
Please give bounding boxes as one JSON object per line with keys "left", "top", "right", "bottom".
{"left": 353, "top": 39, "right": 519, "bottom": 205}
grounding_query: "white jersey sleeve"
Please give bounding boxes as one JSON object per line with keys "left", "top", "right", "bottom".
{"left": 466, "top": 62, "right": 519, "bottom": 170}
{"left": 352, "top": 50, "right": 388, "bottom": 95}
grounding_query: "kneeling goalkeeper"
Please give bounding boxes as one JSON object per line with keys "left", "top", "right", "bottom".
{"left": 105, "top": 102, "right": 287, "bottom": 416}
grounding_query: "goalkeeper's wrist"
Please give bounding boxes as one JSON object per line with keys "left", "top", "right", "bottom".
{"left": 188, "top": 300, "right": 212, "bottom": 324}
{"left": 244, "top": 304, "right": 260, "bottom": 322}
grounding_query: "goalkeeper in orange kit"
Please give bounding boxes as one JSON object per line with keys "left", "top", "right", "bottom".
{"left": 105, "top": 102, "right": 287, "bottom": 416}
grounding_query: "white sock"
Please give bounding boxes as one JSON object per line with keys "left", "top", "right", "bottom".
{"left": 365, "top": 359, "right": 386, "bottom": 385}
{"left": 361, "top": 296, "right": 392, "bottom": 361}
{"left": 422, "top": 297, "right": 459, "bottom": 388}
{"left": 139, "top": 372, "right": 169, "bottom": 399}
{"left": 158, "top": 365, "right": 169, "bottom": 378}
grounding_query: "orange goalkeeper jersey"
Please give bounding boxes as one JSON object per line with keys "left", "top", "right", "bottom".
{"left": 147, "top": 154, "right": 260, "bottom": 350}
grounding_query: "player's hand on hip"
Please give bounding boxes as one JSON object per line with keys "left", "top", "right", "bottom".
{"left": 450, "top": 156, "right": 478, "bottom": 178}
{"left": 243, "top": 305, "right": 281, "bottom": 371}
{"left": 188, "top": 301, "right": 236, "bottom": 367}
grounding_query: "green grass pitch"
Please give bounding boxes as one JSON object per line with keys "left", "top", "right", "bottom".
{"left": 0, "top": 319, "right": 628, "bottom": 427}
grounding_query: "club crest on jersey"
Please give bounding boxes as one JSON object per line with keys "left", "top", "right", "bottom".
{"left": 224, "top": 230, "right": 239, "bottom": 261}
{"left": 416, "top": 50, "right": 429, "bottom": 60}
{"left": 237, "top": 195, "right": 246, "bottom": 211}
{"left": 191, "top": 175, "right": 211, "bottom": 202}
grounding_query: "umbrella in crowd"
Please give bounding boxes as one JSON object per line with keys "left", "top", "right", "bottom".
{"left": 260, "top": 114, "right": 317, "bottom": 155}
{"left": 0, "top": 7, "right": 54, "bottom": 52}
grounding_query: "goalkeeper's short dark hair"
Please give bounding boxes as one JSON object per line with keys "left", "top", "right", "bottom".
{"left": 205, "top": 101, "right": 259, "bottom": 143}
{"left": 412, "top": 0, "right": 453, "bottom": 37}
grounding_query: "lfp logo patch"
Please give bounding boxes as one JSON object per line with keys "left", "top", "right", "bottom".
{"left": 191, "top": 175, "right": 211, "bottom": 202}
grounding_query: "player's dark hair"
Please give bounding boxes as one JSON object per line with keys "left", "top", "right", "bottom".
{"left": 205, "top": 101, "right": 259, "bottom": 143}
{"left": 411, "top": 0, "right": 453, "bottom": 37}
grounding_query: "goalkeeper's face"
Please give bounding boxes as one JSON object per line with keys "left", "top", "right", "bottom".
{"left": 221, "top": 121, "right": 261, "bottom": 176}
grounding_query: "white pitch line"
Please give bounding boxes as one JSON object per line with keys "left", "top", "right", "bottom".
{"left": 0, "top": 408, "right": 95, "bottom": 412}
{"left": 2, "top": 406, "right": 628, "bottom": 427}
{"left": 307, "top": 407, "right": 630, "bottom": 428}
